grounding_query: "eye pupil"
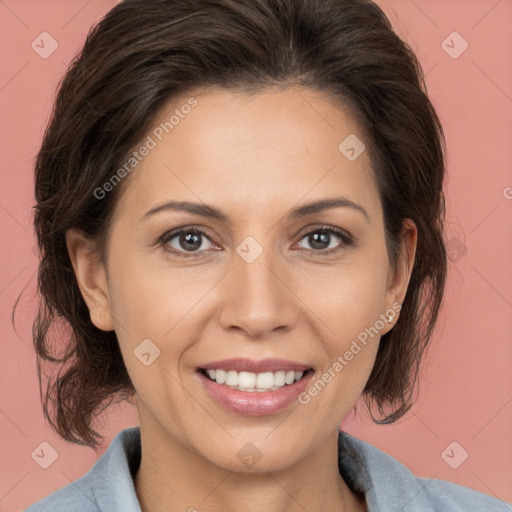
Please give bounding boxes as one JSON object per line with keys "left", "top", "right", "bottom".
{"left": 180, "top": 231, "right": 202, "bottom": 251}
{"left": 309, "top": 231, "right": 330, "bottom": 250}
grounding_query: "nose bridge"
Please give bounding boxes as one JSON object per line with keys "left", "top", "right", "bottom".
{"left": 219, "top": 237, "right": 297, "bottom": 336}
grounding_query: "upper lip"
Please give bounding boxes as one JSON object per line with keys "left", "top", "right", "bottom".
{"left": 198, "top": 358, "right": 312, "bottom": 373}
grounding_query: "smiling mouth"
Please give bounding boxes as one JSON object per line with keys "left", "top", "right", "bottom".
{"left": 198, "top": 368, "right": 314, "bottom": 392}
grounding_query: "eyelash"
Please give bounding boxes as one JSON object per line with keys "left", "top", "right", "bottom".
{"left": 158, "top": 224, "right": 354, "bottom": 259}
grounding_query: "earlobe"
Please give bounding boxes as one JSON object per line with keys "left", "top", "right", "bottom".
{"left": 65, "top": 228, "right": 115, "bottom": 332}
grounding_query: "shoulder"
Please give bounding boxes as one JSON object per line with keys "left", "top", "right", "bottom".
{"left": 23, "top": 426, "right": 142, "bottom": 512}
{"left": 23, "top": 485, "right": 98, "bottom": 512}
{"left": 414, "top": 476, "right": 510, "bottom": 511}
{"left": 338, "top": 431, "right": 510, "bottom": 512}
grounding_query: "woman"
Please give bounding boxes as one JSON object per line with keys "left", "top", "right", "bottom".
{"left": 23, "top": 0, "right": 508, "bottom": 510}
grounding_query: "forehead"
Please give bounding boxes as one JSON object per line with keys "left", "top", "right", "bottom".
{"left": 114, "top": 86, "right": 380, "bottom": 222}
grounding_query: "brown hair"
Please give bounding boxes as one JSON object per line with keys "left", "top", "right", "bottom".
{"left": 25, "top": 0, "right": 446, "bottom": 448}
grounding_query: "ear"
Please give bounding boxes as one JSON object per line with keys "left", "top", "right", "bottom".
{"left": 65, "top": 228, "right": 114, "bottom": 331}
{"left": 381, "top": 218, "right": 417, "bottom": 334}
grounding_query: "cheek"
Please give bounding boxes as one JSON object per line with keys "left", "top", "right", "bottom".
{"left": 299, "top": 254, "right": 389, "bottom": 340}
{"left": 299, "top": 248, "right": 389, "bottom": 386}
{"left": 106, "top": 240, "right": 199, "bottom": 332}
{"left": 106, "top": 263, "right": 193, "bottom": 412}
{"left": 104, "top": 252, "right": 186, "bottom": 366}
{"left": 299, "top": 273, "right": 386, "bottom": 415}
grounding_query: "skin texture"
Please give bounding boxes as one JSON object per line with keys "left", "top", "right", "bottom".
{"left": 66, "top": 86, "right": 417, "bottom": 512}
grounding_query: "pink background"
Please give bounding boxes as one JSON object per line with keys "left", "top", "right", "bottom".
{"left": 1, "top": 0, "right": 511, "bottom": 510}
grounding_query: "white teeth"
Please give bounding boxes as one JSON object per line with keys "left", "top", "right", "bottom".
{"left": 274, "top": 371, "right": 286, "bottom": 387}
{"left": 238, "top": 371, "right": 256, "bottom": 388}
{"left": 226, "top": 371, "right": 238, "bottom": 386}
{"left": 204, "top": 368, "right": 308, "bottom": 391}
{"left": 256, "top": 372, "right": 274, "bottom": 389}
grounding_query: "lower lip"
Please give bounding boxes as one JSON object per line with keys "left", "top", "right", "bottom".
{"left": 197, "top": 370, "right": 314, "bottom": 416}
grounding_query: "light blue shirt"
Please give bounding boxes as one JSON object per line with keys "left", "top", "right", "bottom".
{"left": 24, "top": 426, "right": 510, "bottom": 511}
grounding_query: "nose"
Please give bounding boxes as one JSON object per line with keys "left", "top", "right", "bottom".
{"left": 218, "top": 247, "right": 299, "bottom": 339}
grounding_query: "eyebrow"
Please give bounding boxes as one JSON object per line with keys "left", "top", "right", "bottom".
{"left": 142, "top": 197, "right": 369, "bottom": 223}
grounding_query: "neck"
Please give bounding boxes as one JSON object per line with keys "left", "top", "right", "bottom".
{"left": 133, "top": 414, "right": 366, "bottom": 512}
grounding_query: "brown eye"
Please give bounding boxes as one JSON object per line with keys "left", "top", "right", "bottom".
{"left": 160, "top": 227, "right": 217, "bottom": 256}
{"left": 296, "top": 226, "right": 353, "bottom": 254}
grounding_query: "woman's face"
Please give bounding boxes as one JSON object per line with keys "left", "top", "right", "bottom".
{"left": 69, "top": 86, "right": 415, "bottom": 472}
